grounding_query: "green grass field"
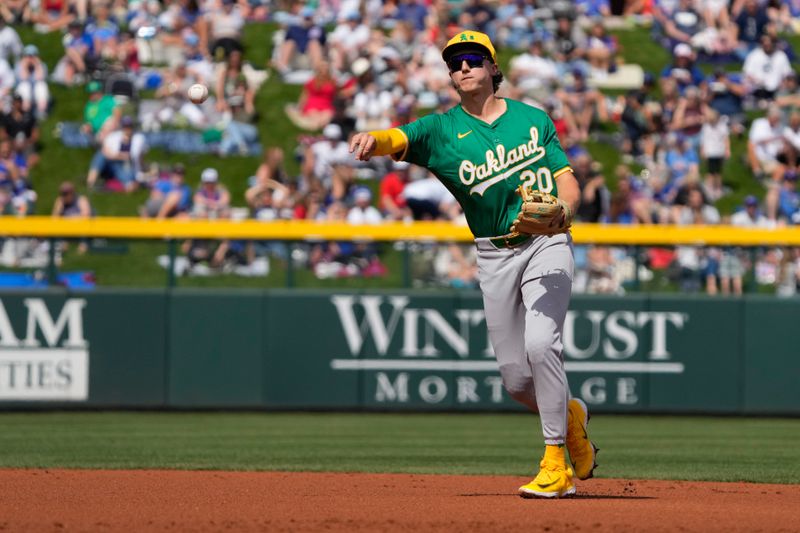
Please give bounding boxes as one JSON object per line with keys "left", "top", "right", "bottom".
{"left": 1, "top": 412, "right": 798, "bottom": 484}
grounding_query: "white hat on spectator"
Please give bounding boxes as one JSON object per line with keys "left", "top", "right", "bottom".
{"left": 201, "top": 168, "right": 219, "bottom": 183}
{"left": 351, "top": 57, "right": 371, "bottom": 77}
{"left": 393, "top": 161, "right": 410, "bottom": 171}
{"left": 323, "top": 123, "right": 342, "bottom": 140}
{"left": 673, "top": 43, "right": 693, "bottom": 58}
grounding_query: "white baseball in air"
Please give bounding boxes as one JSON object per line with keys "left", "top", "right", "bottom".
{"left": 188, "top": 83, "right": 208, "bottom": 104}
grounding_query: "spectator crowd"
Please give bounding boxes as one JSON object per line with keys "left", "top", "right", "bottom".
{"left": 2, "top": 0, "right": 800, "bottom": 293}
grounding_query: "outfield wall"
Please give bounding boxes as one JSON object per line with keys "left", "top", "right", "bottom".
{"left": 0, "top": 290, "right": 797, "bottom": 414}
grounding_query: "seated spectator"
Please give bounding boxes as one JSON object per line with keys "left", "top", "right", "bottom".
{"left": 549, "top": 14, "right": 588, "bottom": 76}
{"left": 192, "top": 167, "right": 230, "bottom": 219}
{"left": 662, "top": 0, "right": 703, "bottom": 48}
{"left": 610, "top": 165, "right": 653, "bottom": 224}
{"left": 1, "top": 93, "right": 39, "bottom": 161}
{"left": 146, "top": 61, "right": 207, "bottom": 130}
{"left": 272, "top": 6, "right": 325, "bottom": 74}
{"left": 10, "top": 131, "right": 34, "bottom": 180}
{"left": 698, "top": 0, "right": 732, "bottom": 41}
{"left": 285, "top": 61, "right": 338, "bottom": 131}
{"left": 748, "top": 105, "right": 788, "bottom": 181}
{"left": 619, "top": 89, "right": 651, "bottom": 158}
{"left": 585, "top": 19, "right": 618, "bottom": 78}
{"left": 52, "top": 20, "right": 95, "bottom": 86}
{"left": 743, "top": 34, "right": 792, "bottom": 105}
{"left": 0, "top": 54, "right": 14, "bottom": 103}
{"left": 113, "top": 29, "right": 140, "bottom": 74}
{"left": 352, "top": 74, "right": 394, "bottom": 132}
{"left": 254, "top": 147, "right": 290, "bottom": 188}
{"left": 732, "top": 0, "right": 769, "bottom": 58}
{"left": 52, "top": 181, "right": 90, "bottom": 219}
{"left": 775, "top": 72, "right": 800, "bottom": 112}
{"left": 576, "top": 0, "right": 611, "bottom": 19}
{"left": 556, "top": 69, "right": 608, "bottom": 142}
{"left": 130, "top": 0, "right": 183, "bottom": 67}
{"left": 327, "top": 11, "right": 371, "bottom": 72}
{"left": 379, "top": 161, "right": 412, "bottom": 220}
{"left": 14, "top": 45, "right": 49, "bottom": 118}
{"left": 204, "top": 0, "right": 244, "bottom": 61}
{"left": 700, "top": 109, "right": 730, "bottom": 201}
{"left": 705, "top": 68, "right": 746, "bottom": 133}
{"left": 181, "top": 167, "right": 233, "bottom": 270}
{"left": 245, "top": 179, "right": 289, "bottom": 221}
{"left": 85, "top": 1, "right": 120, "bottom": 61}
{"left": 218, "top": 76, "right": 258, "bottom": 156}
{"left": 302, "top": 123, "right": 352, "bottom": 199}
{"left": 183, "top": 33, "right": 214, "bottom": 85}
{"left": 660, "top": 43, "right": 704, "bottom": 95}
{"left": 0, "top": 137, "right": 34, "bottom": 214}
{"left": 508, "top": 40, "right": 558, "bottom": 98}
{"left": 141, "top": 163, "right": 192, "bottom": 219}
{"left": 27, "top": 0, "right": 74, "bottom": 33}
{"left": 346, "top": 186, "right": 382, "bottom": 224}
{"left": 86, "top": 116, "right": 147, "bottom": 193}
{"left": 670, "top": 85, "right": 708, "bottom": 150}
{"left": 664, "top": 134, "right": 700, "bottom": 200}
{"left": 0, "top": 17, "right": 23, "bottom": 64}
{"left": 402, "top": 171, "right": 460, "bottom": 221}
{"left": 52, "top": 181, "right": 91, "bottom": 254}
{"left": 731, "top": 194, "right": 771, "bottom": 227}
{"left": 766, "top": 169, "right": 800, "bottom": 223}
{"left": 215, "top": 49, "right": 255, "bottom": 116}
{"left": 82, "top": 80, "right": 120, "bottom": 142}
{"left": 493, "top": 1, "right": 535, "bottom": 51}
{"left": 573, "top": 153, "right": 609, "bottom": 222}
{"left": 460, "top": 0, "right": 496, "bottom": 35}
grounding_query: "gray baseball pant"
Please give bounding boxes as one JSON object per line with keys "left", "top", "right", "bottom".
{"left": 475, "top": 232, "right": 574, "bottom": 445}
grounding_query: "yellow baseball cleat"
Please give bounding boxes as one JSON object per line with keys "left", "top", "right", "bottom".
{"left": 519, "top": 458, "right": 576, "bottom": 499}
{"left": 566, "top": 398, "right": 599, "bottom": 480}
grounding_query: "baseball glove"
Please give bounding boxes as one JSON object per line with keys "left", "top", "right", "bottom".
{"left": 510, "top": 185, "right": 573, "bottom": 236}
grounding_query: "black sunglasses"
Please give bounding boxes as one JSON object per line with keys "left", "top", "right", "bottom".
{"left": 448, "top": 53, "right": 487, "bottom": 73}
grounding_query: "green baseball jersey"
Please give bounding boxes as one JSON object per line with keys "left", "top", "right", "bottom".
{"left": 397, "top": 98, "right": 571, "bottom": 238}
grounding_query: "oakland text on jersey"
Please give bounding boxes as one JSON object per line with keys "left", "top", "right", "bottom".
{"left": 459, "top": 126, "right": 546, "bottom": 196}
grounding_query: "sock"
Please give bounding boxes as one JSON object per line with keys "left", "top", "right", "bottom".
{"left": 544, "top": 444, "right": 566, "bottom": 466}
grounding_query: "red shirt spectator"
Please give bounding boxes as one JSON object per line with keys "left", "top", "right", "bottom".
{"left": 380, "top": 162, "right": 411, "bottom": 220}
{"left": 302, "top": 73, "right": 337, "bottom": 114}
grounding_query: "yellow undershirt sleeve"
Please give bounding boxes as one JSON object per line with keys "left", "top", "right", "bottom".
{"left": 369, "top": 128, "right": 408, "bottom": 158}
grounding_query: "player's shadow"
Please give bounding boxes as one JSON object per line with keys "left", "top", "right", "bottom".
{"left": 523, "top": 268, "right": 573, "bottom": 321}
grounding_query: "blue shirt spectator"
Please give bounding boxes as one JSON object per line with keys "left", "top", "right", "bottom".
{"left": 395, "top": 0, "right": 428, "bottom": 32}
{"left": 576, "top": 0, "right": 611, "bottom": 17}
{"left": 665, "top": 138, "right": 699, "bottom": 186}
{"left": 735, "top": 2, "right": 769, "bottom": 47}
{"left": 706, "top": 70, "right": 744, "bottom": 119}
{"left": 778, "top": 171, "right": 800, "bottom": 223}
{"left": 660, "top": 44, "right": 705, "bottom": 95}
{"left": 285, "top": 9, "right": 326, "bottom": 54}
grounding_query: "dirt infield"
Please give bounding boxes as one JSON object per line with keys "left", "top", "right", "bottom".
{"left": 1, "top": 470, "right": 799, "bottom": 532}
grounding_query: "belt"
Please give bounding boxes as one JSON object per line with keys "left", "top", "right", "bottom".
{"left": 489, "top": 232, "right": 532, "bottom": 249}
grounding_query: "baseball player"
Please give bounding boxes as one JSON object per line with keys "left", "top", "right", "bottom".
{"left": 350, "top": 30, "right": 598, "bottom": 498}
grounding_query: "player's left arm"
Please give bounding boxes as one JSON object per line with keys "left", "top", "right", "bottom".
{"left": 555, "top": 171, "right": 580, "bottom": 226}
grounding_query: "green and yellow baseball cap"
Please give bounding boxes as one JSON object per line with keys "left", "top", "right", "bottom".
{"left": 441, "top": 30, "right": 497, "bottom": 64}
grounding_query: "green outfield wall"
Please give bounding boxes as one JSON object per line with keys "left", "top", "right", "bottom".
{"left": 0, "top": 290, "right": 797, "bottom": 414}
